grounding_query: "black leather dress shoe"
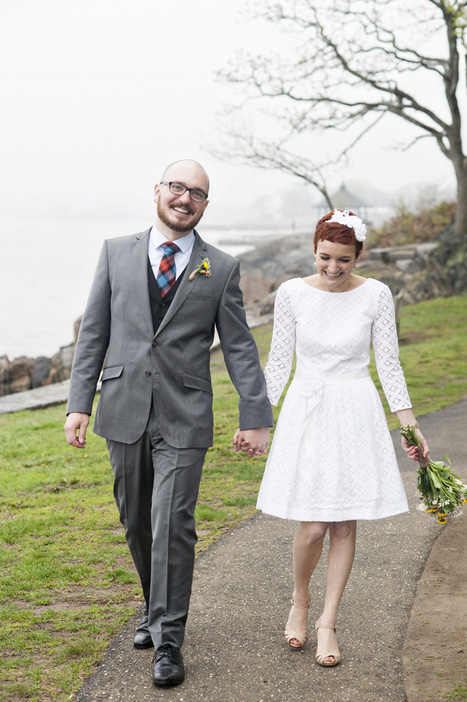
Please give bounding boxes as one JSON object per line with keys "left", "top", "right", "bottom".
{"left": 133, "top": 610, "right": 154, "bottom": 649}
{"left": 153, "top": 644, "right": 185, "bottom": 687}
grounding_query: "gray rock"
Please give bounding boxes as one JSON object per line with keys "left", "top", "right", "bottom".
{"left": 31, "top": 356, "right": 53, "bottom": 388}
{"left": 49, "top": 345, "right": 74, "bottom": 384}
{"left": 1, "top": 336, "right": 75, "bottom": 398}
{"left": 8, "top": 356, "right": 34, "bottom": 393}
{"left": 240, "top": 271, "right": 273, "bottom": 305}
{"left": 416, "top": 242, "right": 439, "bottom": 260}
{"left": 238, "top": 232, "right": 316, "bottom": 295}
{"left": 369, "top": 245, "right": 417, "bottom": 262}
{"left": 0, "top": 356, "right": 10, "bottom": 397}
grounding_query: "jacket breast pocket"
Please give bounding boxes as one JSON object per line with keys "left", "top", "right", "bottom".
{"left": 101, "top": 365, "right": 124, "bottom": 381}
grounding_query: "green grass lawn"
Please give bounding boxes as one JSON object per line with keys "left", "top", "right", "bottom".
{"left": 0, "top": 295, "right": 466, "bottom": 701}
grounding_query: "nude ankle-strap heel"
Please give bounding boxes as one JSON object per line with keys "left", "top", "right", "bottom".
{"left": 284, "top": 597, "right": 310, "bottom": 648}
{"left": 315, "top": 621, "right": 341, "bottom": 667}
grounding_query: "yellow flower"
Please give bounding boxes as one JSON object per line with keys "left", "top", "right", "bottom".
{"left": 437, "top": 512, "right": 447, "bottom": 518}
{"left": 437, "top": 517, "right": 447, "bottom": 524}
{"left": 188, "top": 257, "right": 211, "bottom": 281}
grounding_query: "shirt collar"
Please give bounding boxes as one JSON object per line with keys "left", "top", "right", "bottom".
{"left": 149, "top": 225, "right": 195, "bottom": 254}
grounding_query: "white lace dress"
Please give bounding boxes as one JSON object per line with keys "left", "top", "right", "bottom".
{"left": 256, "top": 277, "right": 412, "bottom": 522}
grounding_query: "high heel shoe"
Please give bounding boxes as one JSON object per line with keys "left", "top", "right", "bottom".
{"left": 315, "top": 621, "right": 341, "bottom": 667}
{"left": 284, "top": 596, "right": 310, "bottom": 648}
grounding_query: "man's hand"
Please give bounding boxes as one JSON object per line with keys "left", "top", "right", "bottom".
{"left": 64, "top": 412, "right": 90, "bottom": 449}
{"left": 233, "top": 427, "right": 269, "bottom": 457}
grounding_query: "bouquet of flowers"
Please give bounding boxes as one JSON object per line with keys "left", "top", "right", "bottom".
{"left": 400, "top": 425, "right": 467, "bottom": 524}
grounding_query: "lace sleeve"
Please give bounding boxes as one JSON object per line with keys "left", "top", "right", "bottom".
{"left": 372, "top": 285, "right": 412, "bottom": 412}
{"left": 264, "top": 284, "right": 296, "bottom": 406}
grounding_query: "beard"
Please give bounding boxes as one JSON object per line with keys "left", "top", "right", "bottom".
{"left": 157, "top": 199, "right": 205, "bottom": 233}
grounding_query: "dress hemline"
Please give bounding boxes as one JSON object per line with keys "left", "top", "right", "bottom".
{"left": 256, "top": 504, "right": 409, "bottom": 522}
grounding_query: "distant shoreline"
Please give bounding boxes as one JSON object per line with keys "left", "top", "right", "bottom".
{"left": 0, "top": 221, "right": 304, "bottom": 362}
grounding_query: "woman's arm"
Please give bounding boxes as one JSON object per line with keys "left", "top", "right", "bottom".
{"left": 372, "top": 285, "right": 429, "bottom": 462}
{"left": 263, "top": 283, "right": 297, "bottom": 406}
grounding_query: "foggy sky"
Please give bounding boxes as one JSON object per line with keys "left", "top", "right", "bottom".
{"left": 0, "top": 0, "right": 461, "bottom": 226}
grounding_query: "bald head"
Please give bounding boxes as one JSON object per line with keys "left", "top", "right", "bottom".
{"left": 161, "top": 160, "right": 210, "bottom": 195}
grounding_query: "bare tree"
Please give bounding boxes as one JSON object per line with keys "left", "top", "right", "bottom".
{"left": 217, "top": 0, "right": 467, "bottom": 233}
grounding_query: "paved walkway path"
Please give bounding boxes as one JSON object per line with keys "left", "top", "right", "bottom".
{"left": 0, "top": 379, "right": 71, "bottom": 413}
{"left": 70, "top": 400, "right": 466, "bottom": 702}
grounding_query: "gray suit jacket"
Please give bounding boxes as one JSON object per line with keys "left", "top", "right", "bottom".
{"left": 66, "top": 229, "right": 273, "bottom": 448}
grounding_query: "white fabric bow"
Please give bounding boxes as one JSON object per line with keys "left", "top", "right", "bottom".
{"left": 296, "top": 370, "right": 370, "bottom": 457}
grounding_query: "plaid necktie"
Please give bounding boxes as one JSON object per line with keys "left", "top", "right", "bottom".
{"left": 156, "top": 241, "right": 180, "bottom": 297}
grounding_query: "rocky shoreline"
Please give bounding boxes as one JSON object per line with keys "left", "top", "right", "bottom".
{"left": 1, "top": 222, "right": 465, "bottom": 398}
{"left": 0, "top": 320, "right": 80, "bottom": 399}
{"left": 237, "top": 220, "right": 467, "bottom": 317}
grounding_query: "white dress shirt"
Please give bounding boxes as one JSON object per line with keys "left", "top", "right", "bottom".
{"left": 148, "top": 226, "right": 195, "bottom": 280}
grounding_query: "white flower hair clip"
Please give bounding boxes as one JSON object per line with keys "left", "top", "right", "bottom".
{"left": 328, "top": 209, "right": 367, "bottom": 242}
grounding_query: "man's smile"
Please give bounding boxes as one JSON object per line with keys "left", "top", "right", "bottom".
{"left": 171, "top": 204, "right": 192, "bottom": 215}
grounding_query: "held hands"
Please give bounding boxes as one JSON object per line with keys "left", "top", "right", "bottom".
{"left": 64, "top": 412, "right": 90, "bottom": 449}
{"left": 233, "top": 427, "right": 269, "bottom": 457}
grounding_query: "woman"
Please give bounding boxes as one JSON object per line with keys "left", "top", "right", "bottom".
{"left": 253, "top": 209, "right": 429, "bottom": 667}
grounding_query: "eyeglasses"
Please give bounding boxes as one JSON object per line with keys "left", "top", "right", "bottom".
{"left": 160, "top": 181, "right": 208, "bottom": 203}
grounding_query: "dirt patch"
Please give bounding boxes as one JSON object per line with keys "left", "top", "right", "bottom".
{"left": 400, "top": 330, "right": 435, "bottom": 344}
{"left": 403, "top": 509, "right": 467, "bottom": 701}
{"left": 9, "top": 594, "right": 142, "bottom": 613}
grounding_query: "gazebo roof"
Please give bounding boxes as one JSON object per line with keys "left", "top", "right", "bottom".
{"left": 332, "top": 183, "right": 368, "bottom": 209}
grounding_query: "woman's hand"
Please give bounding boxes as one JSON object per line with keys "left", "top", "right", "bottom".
{"left": 401, "top": 426, "right": 429, "bottom": 462}
{"left": 396, "top": 410, "right": 429, "bottom": 463}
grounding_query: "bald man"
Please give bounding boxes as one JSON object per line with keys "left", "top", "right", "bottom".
{"left": 64, "top": 160, "right": 273, "bottom": 687}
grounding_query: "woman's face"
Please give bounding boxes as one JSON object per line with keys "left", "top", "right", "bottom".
{"left": 314, "top": 239, "right": 359, "bottom": 292}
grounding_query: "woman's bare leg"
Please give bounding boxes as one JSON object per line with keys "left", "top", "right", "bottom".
{"left": 293, "top": 521, "right": 328, "bottom": 603}
{"left": 316, "top": 520, "right": 357, "bottom": 664}
{"left": 286, "top": 521, "right": 328, "bottom": 646}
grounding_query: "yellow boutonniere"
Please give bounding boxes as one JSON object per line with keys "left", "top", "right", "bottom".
{"left": 188, "top": 257, "right": 211, "bottom": 281}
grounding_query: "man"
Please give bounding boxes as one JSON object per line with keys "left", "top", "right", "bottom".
{"left": 64, "top": 159, "right": 272, "bottom": 687}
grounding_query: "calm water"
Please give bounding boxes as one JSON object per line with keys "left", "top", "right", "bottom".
{"left": 0, "top": 219, "right": 284, "bottom": 359}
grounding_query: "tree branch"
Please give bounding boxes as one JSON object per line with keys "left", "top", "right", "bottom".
{"left": 214, "top": 0, "right": 466, "bottom": 226}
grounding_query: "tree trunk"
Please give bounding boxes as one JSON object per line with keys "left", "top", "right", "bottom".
{"left": 454, "top": 160, "right": 467, "bottom": 236}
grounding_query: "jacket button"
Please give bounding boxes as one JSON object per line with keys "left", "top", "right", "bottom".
{"left": 145, "top": 370, "right": 152, "bottom": 376}
{"left": 151, "top": 340, "right": 158, "bottom": 347}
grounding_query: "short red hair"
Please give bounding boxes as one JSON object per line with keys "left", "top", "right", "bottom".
{"left": 314, "top": 211, "right": 364, "bottom": 257}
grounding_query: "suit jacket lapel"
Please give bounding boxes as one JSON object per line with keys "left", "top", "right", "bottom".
{"left": 154, "top": 230, "right": 208, "bottom": 337}
{"left": 131, "top": 229, "right": 154, "bottom": 337}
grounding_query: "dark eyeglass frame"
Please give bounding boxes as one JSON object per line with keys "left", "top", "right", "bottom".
{"left": 160, "top": 181, "right": 208, "bottom": 203}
